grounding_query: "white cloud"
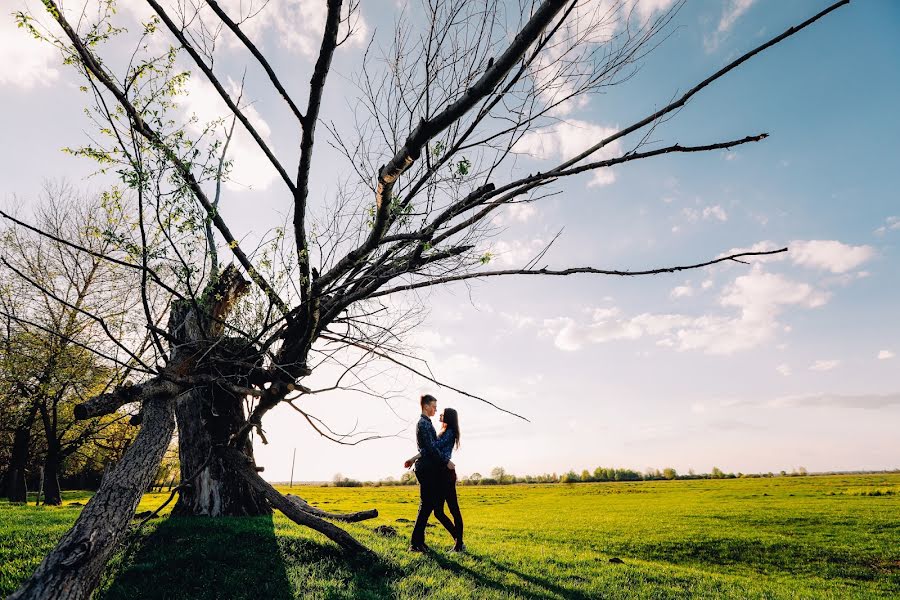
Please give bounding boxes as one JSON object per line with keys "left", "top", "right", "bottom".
{"left": 670, "top": 285, "right": 693, "bottom": 299}
{"left": 209, "top": 0, "right": 367, "bottom": 57}
{"left": 809, "top": 359, "right": 840, "bottom": 372}
{"left": 501, "top": 312, "right": 536, "bottom": 329}
{"left": 704, "top": 205, "right": 728, "bottom": 221}
{"left": 705, "top": 0, "right": 756, "bottom": 52}
{"left": 180, "top": 77, "right": 277, "bottom": 191}
{"left": 772, "top": 392, "right": 900, "bottom": 410}
{"left": 874, "top": 216, "right": 900, "bottom": 236}
{"left": 538, "top": 266, "right": 829, "bottom": 355}
{"left": 701, "top": 280, "right": 714, "bottom": 290}
{"left": 790, "top": 240, "right": 875, "bottom": 274}
{"left": 490, "top": 238, "right": 546, "bottom": 267}
{"left": 776, "top": 364, "right": 791, "bottom": 376}
{"left": 717, "top": 0, "right": 755, "bottom": 34}
{"left": 533, "top": 0, "right": 675, "bottom": 115}
{"left": 441, "top": 353, "right": 480, "bottom": 374}
{"left": 682, "top": 204, "right": 728, "bottom": 223}
{"left": 720, "top": 240, "right": 785, "bottom": 263}
{"left": 0, "top": 10, "right": 60, "bottom": 89}
{"left": 515, "top": 120, "right": 621, "bottom": 187}
{"left": 635, "top": 0, "right": 679, "bottom": 23}
{"left": 722, "top": 239, "right": 875, "bottom": 273}
{"left": 877, "top": 350, "right": 895, "bottom": 360}
{"left": 492, "top": 202, "right": 537, "bottom": 225}
{"left": 409, "top": 329, "right": 453, "bottom": 350}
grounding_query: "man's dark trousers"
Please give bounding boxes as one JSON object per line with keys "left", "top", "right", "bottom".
{"left": 411, "top": 466, "right": 443, "bottom": 547}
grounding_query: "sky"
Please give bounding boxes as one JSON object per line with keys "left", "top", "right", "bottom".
{"left": 1, "top": 0, "right": 898, "bottom": 482}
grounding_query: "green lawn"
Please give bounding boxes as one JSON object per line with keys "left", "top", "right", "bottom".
{"left": 1, "top": 474, "right": 898, "bottom": 598}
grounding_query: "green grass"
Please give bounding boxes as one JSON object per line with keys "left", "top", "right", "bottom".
{"left": 1, "top": 474, "right": 898, "bottom": 598}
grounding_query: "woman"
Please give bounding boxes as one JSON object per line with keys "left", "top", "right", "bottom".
{"left": 406, "top": 407, "right": 465, "bottom": 552}
{"left": 434, "top": 408, "right": 465, "bottom": 552}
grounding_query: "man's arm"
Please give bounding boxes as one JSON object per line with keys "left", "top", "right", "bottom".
{"left": 404, "top": 452, "right": 421, "bottom": 468}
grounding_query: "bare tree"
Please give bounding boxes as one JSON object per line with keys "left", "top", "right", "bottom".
{"left": 5, "top": 0, "right": 848, "bottom": 597}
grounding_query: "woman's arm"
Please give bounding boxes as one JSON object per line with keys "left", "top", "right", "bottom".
{"left": 403, "top": 452, "right": 421, "bottom": 468}
{"left": 417, "top": 420, "right": 447, "bottom": 465}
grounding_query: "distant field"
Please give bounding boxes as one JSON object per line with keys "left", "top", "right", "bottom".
{"left": 1, "top": 474, "right": 898, "bottom": 599}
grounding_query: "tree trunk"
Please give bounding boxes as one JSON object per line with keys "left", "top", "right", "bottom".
{"left": 167, "top": 269, "right": 268, "bottom": 517}
{"left": 9, "top": 397, "right": 175, "bottom": 600}
{"left": 2, "top": 402, "right": 38, "bottom": 502}
{"left": 42, "top": 447, "right": 63, "bottom": 506}
{"left": 171, "top": 365, "right": 268, "bottom": 517}
{"left": 38, "top": 402, "right": 63, "bottom": 506}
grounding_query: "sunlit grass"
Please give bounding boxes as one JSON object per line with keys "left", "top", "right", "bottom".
{"left": 1, "top": 474, "right": 898, "bottom": 598}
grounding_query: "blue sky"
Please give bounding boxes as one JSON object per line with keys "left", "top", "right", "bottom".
{"left": 1, "top": 0, "right": 898, "bottom": 481}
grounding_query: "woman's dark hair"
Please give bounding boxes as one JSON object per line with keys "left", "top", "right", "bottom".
{"left": 442, "top": 407, "right": 461, "bottom": 449}
{"left": 420, "top": 394, "right": 437, "bottom": 409}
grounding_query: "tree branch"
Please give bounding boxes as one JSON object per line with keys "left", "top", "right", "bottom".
{"left": 204, "top": 0, "right": 305, "bottom": 122}
{"left": 369, "top": 248, "right": 790, "bottom": 298}
{"left": 295, "top": 0, "right": 343, "bottom": 302}
{"left": 42, "top": 0, "right": 288, "bottom": 316}
{"left": 147, "top": 0, "right": 297, "bottom": 193}
{"left": 285, "top": 494, "right": 377, "bottom": 522}
{"left": 319, "top": 333, "right": 530, "bottom": 421}
{"left": 223, "top": 448, "right": 374, "bottom": 557}
{"left": 553, "top": 0, "right": 849, "bottom": 172}
{"left": 315, "top": 0, "right": 570, "bottom": 290}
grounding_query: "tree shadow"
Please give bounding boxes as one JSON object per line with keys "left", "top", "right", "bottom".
{"left": 99, "top": 514, "right": 396, "bottom": 600}
{"left": 430, "top": 550, "right": 596, "bottom": 600}
{"left": 100, "top": 515, "right": 293, "bottom": 599}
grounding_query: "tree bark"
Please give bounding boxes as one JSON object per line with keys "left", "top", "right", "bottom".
{"left": 166, "top": 266, "right": 268, "bottom": 517}
{"left": 285, "top": 494, "right": 377, "bottom": 522}
{"left": 171, "top": 345, "right": 269, "bottom": 517}
{"left": 41, "top": 448, "right": 63, "bottom": 506}
{"left": 39, "top": 403, "right": 63, "bottom": 506}
{"left": 9, "top": 397, "right": 175, "bottom": 600}
{"left": 2, "top": 401, "right": 38, "bottom": 502}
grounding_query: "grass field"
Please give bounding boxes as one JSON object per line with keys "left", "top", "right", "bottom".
{"left": 1, "top": 473, "right": 898, "bottom": 599}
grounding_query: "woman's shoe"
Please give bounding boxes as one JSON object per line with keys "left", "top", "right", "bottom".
{"left": 451, "top": 541, "right": 466, "bottom": 553}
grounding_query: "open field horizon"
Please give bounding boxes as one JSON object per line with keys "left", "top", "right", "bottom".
{"left": 264, "top": 467, "right": 900, "bottom": 486}
{"left": 3, "top": 473, "right": 898, "bottom": 599}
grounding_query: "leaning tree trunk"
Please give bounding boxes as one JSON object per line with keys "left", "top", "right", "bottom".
{"left": 9, "top": 397, "right": 176, "bottom": 600}
{"left": 2, "top": 402, "right": 38, "bottom": 502}
{"left": 172, "top": 339, "right": 269, "bottom": 517}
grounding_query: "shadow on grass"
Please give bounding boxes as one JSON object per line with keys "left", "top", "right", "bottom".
{"left": 99, "top": 515, "right": 396, "bottom": 600}
{"left": 430, "top": 550, "right": 595, "bottom": 600}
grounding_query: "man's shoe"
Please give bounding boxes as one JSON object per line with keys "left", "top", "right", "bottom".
{"left": 451, "top": 542, "right": 466, "bottom": 553}
{"left": 408, "top": 544, "right": 426, "bottom": 553}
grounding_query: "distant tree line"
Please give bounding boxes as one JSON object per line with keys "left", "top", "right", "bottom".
{"left": 331, "top": 465, "right": 817, "bottom": 487}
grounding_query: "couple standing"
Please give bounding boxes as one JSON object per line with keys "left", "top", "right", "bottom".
{"left": 403, "top": 394, "right": 465, "bottom": 553}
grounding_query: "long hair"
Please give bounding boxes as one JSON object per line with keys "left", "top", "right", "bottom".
{"left": 442, "top": 407, "right": 461, "bottom": 449}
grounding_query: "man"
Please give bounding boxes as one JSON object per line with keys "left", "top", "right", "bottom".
{"left": 405, "top": 394, "right": 454, "bottom": 552}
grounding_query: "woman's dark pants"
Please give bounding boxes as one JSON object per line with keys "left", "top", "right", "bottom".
{"left": 435, "top": 469, "right": 463, "bottom": 543}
